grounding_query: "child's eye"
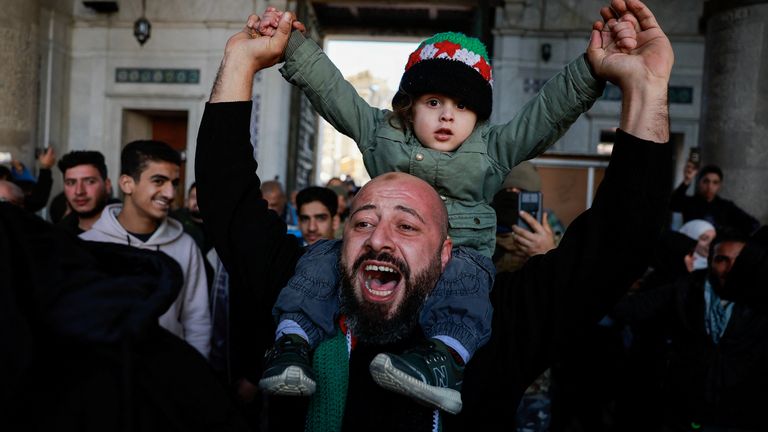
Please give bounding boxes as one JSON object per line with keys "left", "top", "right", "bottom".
{"left": 457, "top": 102, "right": 467, "bottom": 110}
{"left": 427, "top": 99, "right": 439, "bottom": 107}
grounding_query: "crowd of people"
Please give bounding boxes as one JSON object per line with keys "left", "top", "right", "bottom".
{"left": 2, "top": 1, "right": 766, "bottom": 431}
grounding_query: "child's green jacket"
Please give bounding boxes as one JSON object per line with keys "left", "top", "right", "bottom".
{"left": 280, "top": 32, "right": 605, "bottom": 257}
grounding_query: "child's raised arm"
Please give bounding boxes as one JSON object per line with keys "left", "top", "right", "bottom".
{"left": 486, "top": 4, "right": 639, "bottom": 169}
{"left": 278, "top": 31, "right": 387, "bottom": 151}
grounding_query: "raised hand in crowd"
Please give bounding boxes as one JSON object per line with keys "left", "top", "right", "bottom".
{"left": 209, "top": 11, "right": 304, "bottom": 102}
{"left": 591, "top": 0, "right": 673, "bottom": 142}
{"left": 683, "top": 160, "right": 698, "bottom": 185}
{"left": 37, "top": 147, "right": 56, "bottom": 170}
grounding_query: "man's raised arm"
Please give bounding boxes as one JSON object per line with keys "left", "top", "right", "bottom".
{"left": 588, "top": 0, "right": 673, "bottom": 142}
{"left": 456, "top": 1, "right": 674, "bottom": 427}
{"left": 196, "top": 12, "right": 304, "bottom": 396}
{"left": 209, "top": 12, "right": 299, "bottom": 103}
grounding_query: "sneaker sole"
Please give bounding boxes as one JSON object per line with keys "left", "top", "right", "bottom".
{"left": 369, "top": 353, "right": 462, "bottom": 414}
{"left": 258, "top": 365, "right": 316, "bottom": 396}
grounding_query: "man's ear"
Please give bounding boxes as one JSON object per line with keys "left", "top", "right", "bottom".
{"left": 118, "top": 174, "right": 135, "bottom": 195}
{"left": 332, "top": 214, "right": 340, "bottom": 232}
{"left": 440, "top": 236, "right": 453, "bottom": 271}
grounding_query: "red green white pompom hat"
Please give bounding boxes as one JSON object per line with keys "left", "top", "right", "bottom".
{"left": 393, "top": 32, "right": 494, "bottom": 120}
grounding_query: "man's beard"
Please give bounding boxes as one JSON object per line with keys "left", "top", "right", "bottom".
{"left": 339, "top": 249, "right": 443, "bottom": 345}
{"left": 73, "top": 193, "right": 108, "bottom": 219}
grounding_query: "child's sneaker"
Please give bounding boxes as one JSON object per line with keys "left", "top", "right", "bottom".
{"left": 369, "top": 338, "right": 464, "bottom": 414}
{"left": 258, "top": 334, "right": 316, "bottom": 396}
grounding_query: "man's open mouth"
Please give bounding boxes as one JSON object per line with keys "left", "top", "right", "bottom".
{"left": 361, "top": 262, "right": 403, "bottom": 302}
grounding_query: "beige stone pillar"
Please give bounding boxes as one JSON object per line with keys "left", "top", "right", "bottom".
{"left": 0, "top": 0, "right": 40, "bottom": 165}
{"left": 700, "top": 0, "right": 768, "bottom": 225}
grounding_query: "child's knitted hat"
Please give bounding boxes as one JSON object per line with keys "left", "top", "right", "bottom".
{"left": 393, "top": 32, "right": 493, "bottom": 120}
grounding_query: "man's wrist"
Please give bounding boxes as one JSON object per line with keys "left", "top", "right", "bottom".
{"left": 209, "top": 52, "right": 256, "bottom": 103}
{"left": 619, "top": 80, "right": 669, "bottom": 143}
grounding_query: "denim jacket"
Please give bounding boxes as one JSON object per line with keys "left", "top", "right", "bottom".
{"left": 280, "top": 32, "right": 604, "bottom": 257}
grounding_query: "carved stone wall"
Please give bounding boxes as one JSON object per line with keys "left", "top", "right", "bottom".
{"left": 0, "top": 0, "right": 40, "bottom": 165}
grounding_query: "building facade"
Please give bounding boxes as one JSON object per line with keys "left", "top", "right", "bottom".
{"left": 3, "top": 0, "right": 764, "bottom": 223}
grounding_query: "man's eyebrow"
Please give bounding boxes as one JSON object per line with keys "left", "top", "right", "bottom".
{"left": 350, "top": 203, "right": 425, "bottom": 224}
{"left": 65, "top": 176, "right": 98, "bottom": 181}
{"left": 350, "top": 203, "right": 376, "bottom": 218}
{"left": 150, "top": 174, "right": 170, "bottom": 181}
{"left": 395, "top": 205, "right": 425, "bottom": 224}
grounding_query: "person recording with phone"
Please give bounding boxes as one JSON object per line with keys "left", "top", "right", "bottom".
{"left": 670, "top": 157, "right": 759, "bottom": 237}
{"left": 492, "top": 161, "right": 564, "bottom": 273}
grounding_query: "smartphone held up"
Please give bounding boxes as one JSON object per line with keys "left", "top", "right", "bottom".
{"left": 516, "top": 191, "right": 543, "bottom": 232}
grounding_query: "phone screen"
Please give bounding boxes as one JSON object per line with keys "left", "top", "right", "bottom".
{"left": 0, "top": 152, "right": 12, "bottom": 164}
{"left": 516, "top": 191, "right": 543, "bottom": 231}
{"left": 688, "top": 147, "right": 701, "bottom": 167}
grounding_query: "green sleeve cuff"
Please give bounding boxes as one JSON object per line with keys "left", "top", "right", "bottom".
{"left": 569, "top": 54, "right": 606, "bottom": 99}
{"left": 284, "top": 30, "right": 308, "bottom": 61}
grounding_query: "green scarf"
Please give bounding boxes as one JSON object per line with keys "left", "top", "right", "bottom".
{"left": 303, "top": 324, "right": 443, "bottom": 432}
{"left": 304, "top": 328, "right": 349, "bottom": 432}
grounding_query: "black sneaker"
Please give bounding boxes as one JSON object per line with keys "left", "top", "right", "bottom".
{"left": 258, "top": 334, "right": 316, "bottom": 396}
{"left": 369, "top": 338, "right": 464, "bottom": 414}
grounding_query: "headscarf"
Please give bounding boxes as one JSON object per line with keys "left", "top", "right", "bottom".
{"left": 679, "top": 219, "right": 716, "bottom": 270}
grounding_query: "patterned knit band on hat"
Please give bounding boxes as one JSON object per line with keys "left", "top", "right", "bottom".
{"left": 392, "top": 32, "right": 493, "bottom": 120}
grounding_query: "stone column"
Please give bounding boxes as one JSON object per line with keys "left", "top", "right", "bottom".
{"left": 0, "top": 0, "right": 40, "bottom": 164}
{"left": 700, "top": 0, "right": 768, "bottom": 224}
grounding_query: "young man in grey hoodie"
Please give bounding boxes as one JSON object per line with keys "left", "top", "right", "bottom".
{"left": 80, "top": 140, "right": 211, "bottom": 358}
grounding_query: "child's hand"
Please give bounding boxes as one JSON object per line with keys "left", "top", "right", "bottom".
{"left": 607, "top": 14, "right": 638, "bottom": 53}
{"left": 586, "top": 0, "right": 672, "bottom": 91}
{"left": 257, "top": 7, "right": 282, "bottom": 37}
{"left": 257, "top": 6, "right": 306, "bottom": 37}
{"left": 588, "top": 7, "right": 638, "bottom": 66}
